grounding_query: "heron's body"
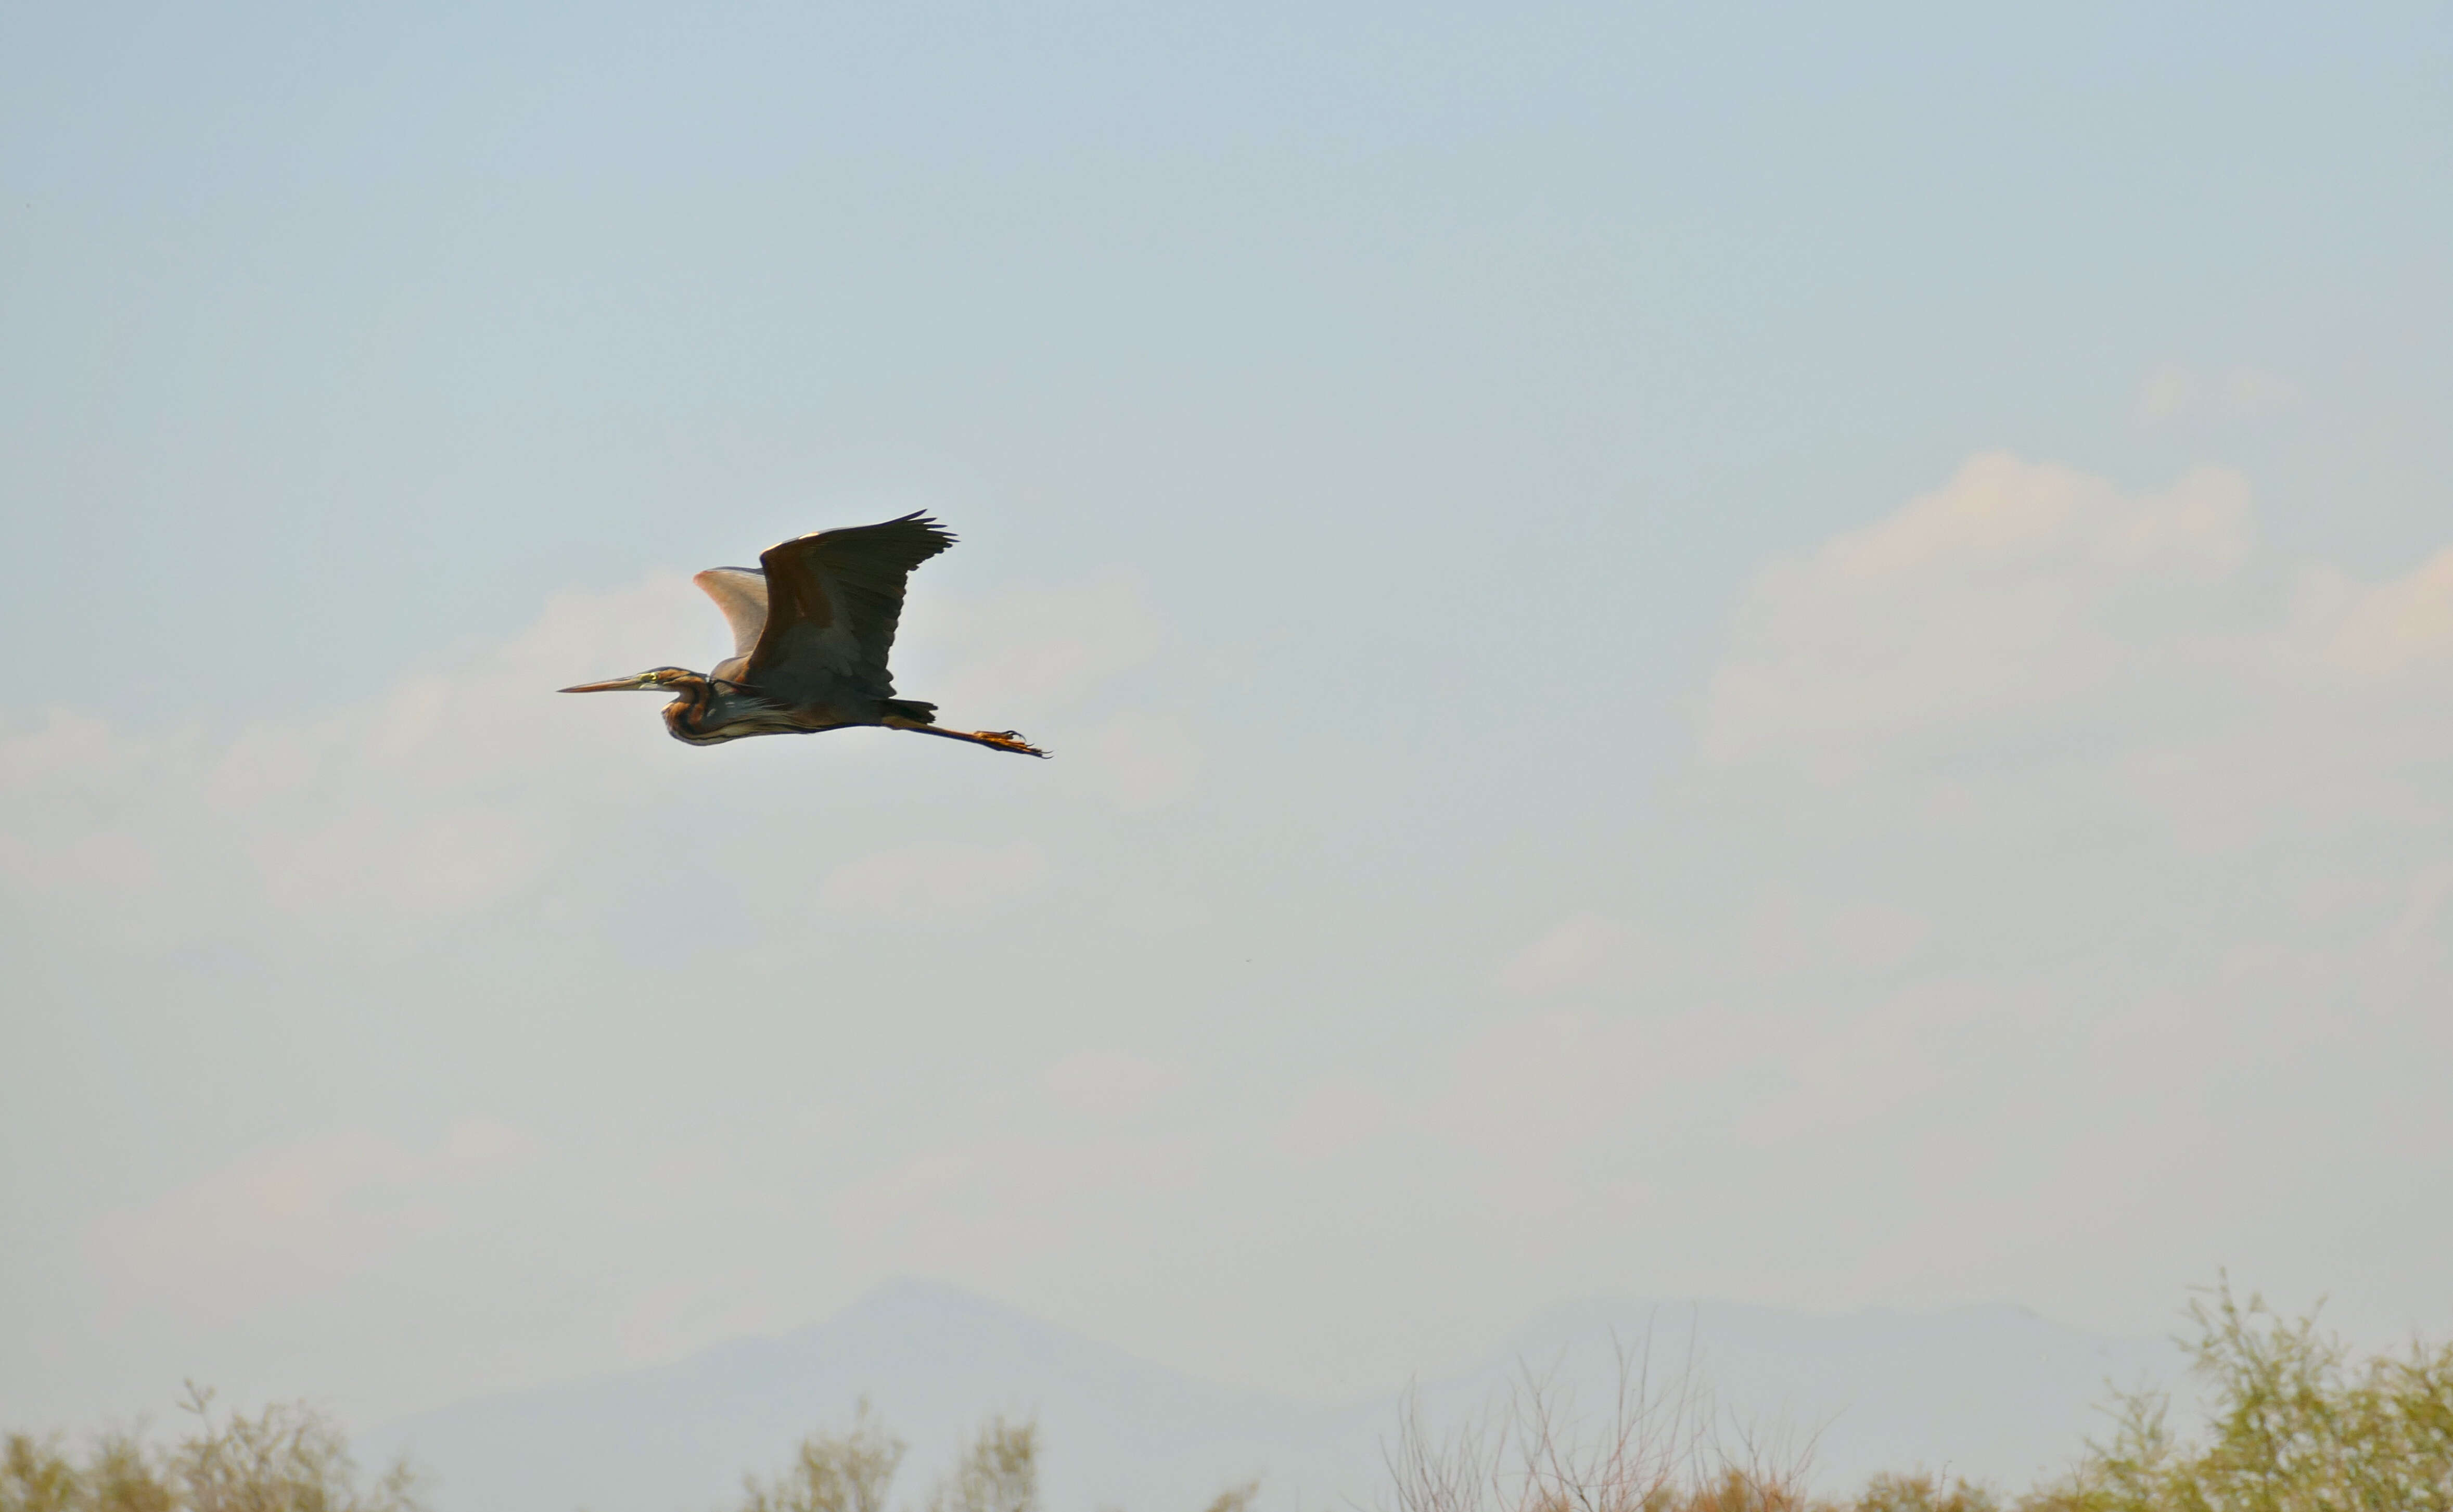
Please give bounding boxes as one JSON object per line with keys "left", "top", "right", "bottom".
{"left": 560, "top": 513, "right": 1046, "bottom": 758}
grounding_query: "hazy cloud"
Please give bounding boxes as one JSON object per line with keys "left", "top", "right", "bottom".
{"left": 2135, "top": 363, "right": 2300, "bottom": 424}
{"left": 831, "top": 1134, "right": 1198, "bottom": 1272}
{"left": 0, "top": 711, "right": 144, "bottom": 793}
{"left": 618, "top": 1270, "right": 773, "bottom": 1364}
{"left": 0, "top": 579, "right": 699, "bottom": 937}
{"left": 88, "top": 1118, "right": 538, "bottom": 1328}
{"left": 917, "top": 575, "right": 1167, "bottom": 713}
{"left": 1043, "top": 1049, "right": 1184, "bottom": 1118}
{"left": 816, "top": 841, "right": 1047, "bottom": 924}
{"left": 1702, "top": 453, "right": 2256, "bottom": 776}
{"left": 0, "top": 828, "right": 161, "bottom": 895}
{"left": 1273, "top": 1081, "right": 1397, "bottom": 1161}
{"left": 1082, "top": 712, "right": 1204, "bottom": 813}
{"left": 1494, "top": 911, "right": 1633, "bottom": 996}
{"left": 1734, "top": 895, "right": 1934, "bottom": 979}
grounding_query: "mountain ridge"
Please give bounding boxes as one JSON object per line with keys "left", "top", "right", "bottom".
{"left": 363, "top": 1279, "right": 2184, "bottom": 1512}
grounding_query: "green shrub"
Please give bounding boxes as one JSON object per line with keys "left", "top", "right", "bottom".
{"left": 2025, "top": 1276, "right": 2453, "bottom": 1512}
{"left": 741, "top": 1398, "right": 908, "bottom": 1512}
{"left": 923, "top": 1417, "right": 1038, "bottom": 1512}
{"left": 1, "top": 1385, "right": 419, "bottom": 1512}
{"left": 1846, "top": 1472, "right": 2002, "bottom": 1512}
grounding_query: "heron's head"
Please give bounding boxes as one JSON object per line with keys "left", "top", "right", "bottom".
{"left": 557, "top": 667, "right": 703, "bottom": 694}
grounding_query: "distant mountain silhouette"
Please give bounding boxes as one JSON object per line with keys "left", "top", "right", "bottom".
{"left": 362, "top": 1279, "right": 2184, "bottom": 1512}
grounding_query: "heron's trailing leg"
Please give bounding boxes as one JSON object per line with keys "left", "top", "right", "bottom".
{"left": 886, "top": 717, "right": 1050, "bottom": 758}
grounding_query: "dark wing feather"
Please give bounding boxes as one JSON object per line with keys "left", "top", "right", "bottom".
{"left": 744, "top": 512, "right": 956, "bottom": 702}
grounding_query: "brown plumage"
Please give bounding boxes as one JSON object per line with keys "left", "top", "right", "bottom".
{"left": 559, "top": 513, "right": 1048, "bottom": 758}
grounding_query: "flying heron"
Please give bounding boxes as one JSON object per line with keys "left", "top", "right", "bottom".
{"left": 560, "top": 512, "right": 1048, "bottom": 757}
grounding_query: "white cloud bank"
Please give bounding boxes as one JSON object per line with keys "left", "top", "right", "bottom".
{"left": 1379, "top": 453, "right": 2453, "bottom": 1318}
{"left": 1700, "top": 452, "right": 2453, "bottom": 847}
{"left": 1701, "top": 453, "right": 2257, "bottom": 776}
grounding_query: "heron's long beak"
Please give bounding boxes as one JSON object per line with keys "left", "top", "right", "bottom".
{"left": 558, "top": 674, "right": 654, "bottom": 693}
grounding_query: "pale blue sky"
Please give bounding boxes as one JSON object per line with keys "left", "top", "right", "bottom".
{"left": 3, "top": 0, "right": 2449, "bottom": 1446}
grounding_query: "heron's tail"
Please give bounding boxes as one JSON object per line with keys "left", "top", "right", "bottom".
{"left": 883, "top": 699, "right": 938, "bottom": 726}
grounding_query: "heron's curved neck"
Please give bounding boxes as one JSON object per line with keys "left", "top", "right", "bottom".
{"left": 657, "top": 673, "right": 716, "bottom": 738}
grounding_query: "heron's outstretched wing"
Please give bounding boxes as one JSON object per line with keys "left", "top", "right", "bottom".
{"left": 692, "top": 568, "right": 769, "bottom": 675}
{"left": 744, "top": 512, "right": 956, "bottom": 702}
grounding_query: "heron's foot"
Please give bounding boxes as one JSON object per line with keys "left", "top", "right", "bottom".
{"left": 976, "top": 729, "right": 1051, "bottom": 758}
